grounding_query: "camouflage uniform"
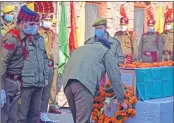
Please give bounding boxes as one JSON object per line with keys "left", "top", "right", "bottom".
{"left": 0, "top": 26, "right": 26, "bottom": 123}
{"left": 137, "top": 32, "right": 163, "bottom": 62}
{"left": 161, "top": 30, "right": 174, "bottom": 61}
{"left": 114, "top": 30, "right": 137, "bottom": 63}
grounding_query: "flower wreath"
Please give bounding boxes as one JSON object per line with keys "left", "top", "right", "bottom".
{"left": 91, "top": 81, "right": 137, "bottom": 123}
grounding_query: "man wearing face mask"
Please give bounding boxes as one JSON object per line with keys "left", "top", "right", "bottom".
{"left": 137, "top": 6, "right": 163, "bottom": 63}
{"left": 39, "top": 13, "right": 61, "bottom": 123}
{"left": 0, "top": 4, "right": 34, "bottom": 123}
{"left": 85, "top": 18, "right": 124, "bottom": 64}
{"left": 1, "top": 5, "right": 16, "bottom": 36}
{"left": 161, "top": 8, "right": 174, "bottom": 61}
{"left": 16, "top": 3, "right": 49, "bottom": 123}
{"left": 63, "top": 18, "right": 127, "bottom": 123}
{"left": 114, "top": 5, "right": 137, "bottom": 64}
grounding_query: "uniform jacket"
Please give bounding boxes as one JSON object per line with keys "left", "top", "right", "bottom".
{"left": 137, "top": 32, "right": 163, "bottom": 63}
{"left": 21, "top": 33, "right": 49, "bottom": 87}
{"left": 0, "top": 26, "right": 25, "bottom": 89}
{"left": 161, "top": 30, "right": 174, "bottom": 61}
{"left": 85, "top": 33, "right": 125, "bottom": 64}
{"left": 62, "top": 33, "right": 125, "bottom": 103}
{"left": 114, "top": 30, "right": 137, "bottom": 62}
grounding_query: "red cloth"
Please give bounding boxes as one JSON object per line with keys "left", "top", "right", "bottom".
{"left": 151, "top": 51, "right": 158, "bottom": 62}
{"left": 125, "top": 55, "right": 132, "bottom": 64}
{"left": 3, "top": 42, "right": 15, "bottom": 50}
{"left": 69, "top": 2, "right": 78, "bottom": 52}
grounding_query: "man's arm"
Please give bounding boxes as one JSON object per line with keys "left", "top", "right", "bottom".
{"left": 131, "top": 32, "right": 138, "bottom": 61}
{"left": 115, "top": 39, "right": 125, "bottom": 64}
{"left": 156, "top": 34, "right": 163, "bottom": 62}
{"left": 40, "top": 37, "right": 49, "bottom": 81}
{"left": 103, "top": 50, "right": 124, "bottom": 103}
{"left": 137, "top": 35, "right": 143, "bottom": 62}
{"left": 0, "top": 35, "right": 17, "bottom": 89}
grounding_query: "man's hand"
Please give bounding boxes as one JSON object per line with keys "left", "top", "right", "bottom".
{"left": 45, "top": 80, "right": 49, "bottom": 86}
{"left": 1, "top": 89, "right": 6, "bottom": 108}
{"left": 120, "top": 102, "right": 128, "bottom": 111}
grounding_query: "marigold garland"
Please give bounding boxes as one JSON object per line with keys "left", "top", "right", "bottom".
{"left": 120, "top": 61, "right": 174, "bottom": 68}
{"left": 91, "top": 82, "right": 137, "bottom": 123}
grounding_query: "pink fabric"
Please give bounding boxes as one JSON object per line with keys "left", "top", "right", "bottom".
{"left": 100, "top": 74, "right": 106, "bottom": 87}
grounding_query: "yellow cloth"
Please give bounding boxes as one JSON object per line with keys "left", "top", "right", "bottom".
{"left": 52, "top": 18, "right": 56, "bottom": 24}
{"left": 77, "top": 2, "right": 85, "bottom": 47}
{"left": 26, "top": 3, "right": 35, "bottom": 11}
{"left": 3, "top": 5, "right": 15, "bottom": 13}
{"left": 155, "top": 5, "right": 163, "bottom": 34}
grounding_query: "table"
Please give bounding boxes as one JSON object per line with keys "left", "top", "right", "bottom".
{"left": 120, "top": 66, "right": 174, "bottom": 101}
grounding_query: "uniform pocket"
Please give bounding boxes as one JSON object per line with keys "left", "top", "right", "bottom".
{"left": 38, "top": 44, "right": 47, "bottom": 58}
{"left": 22, "top": 71, "right": 36, "bottom": 85}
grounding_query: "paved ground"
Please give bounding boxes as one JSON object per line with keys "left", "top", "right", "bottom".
{"left": 48, "top": 109, "right": 74, "bottom": 123}
{"left": 52, "top": 87, "right": 94, "bottom": 123}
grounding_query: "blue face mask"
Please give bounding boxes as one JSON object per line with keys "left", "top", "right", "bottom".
{"left": 4, "top": 14, "right": 13, "bottom": 22}
{"left": 148, "top": 27, "right": 154, "bottom": 33}
{"left": 95, "top": 29, "right": 105, "bottom": 38}
{"left": 23, "top": 24, "right": 38, "bottom": 35}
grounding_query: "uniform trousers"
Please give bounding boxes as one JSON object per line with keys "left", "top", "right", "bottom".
{"left": 1, "top": 78, "right": 21, "bottom": 123}
{"left": 41, "top": 67, "right": 53, "bottom": 112}
{"left": 17, "top": 87, "right": 43, "bottom": 123}
{"left": 64, "top": 79, "right": 93, "bottom": 123}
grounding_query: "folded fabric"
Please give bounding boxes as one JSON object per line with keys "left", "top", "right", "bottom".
{"left": 125, "top": 97, "right": 174, "bottom": 123}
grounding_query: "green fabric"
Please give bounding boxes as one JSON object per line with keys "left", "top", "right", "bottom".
{"left": 58, "top": 2, "right": 69, "bottom": 75}
{"left": 62, "top": 35, "right": 125, "bottom": 103}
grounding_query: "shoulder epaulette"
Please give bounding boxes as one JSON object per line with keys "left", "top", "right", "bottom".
{"left": 8, "top": 28, "right": 20, "bottom": 38}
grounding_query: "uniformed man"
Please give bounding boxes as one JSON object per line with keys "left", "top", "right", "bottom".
{"left": 62, "top": 18, "right": 127, "bottom": 123}
{"left": 39, "top": 13, "right": 61, "bottom": 123}
{"left": 1, "top": 5, "right": 16, "bottom": 36}
{"left": 16, "top": 3, "right": 49, "bottom": 123}
{"left": 0, "top": 4, "right": 31, "bottom": 123}
{"left": 161, "top": 8, "right": 174, "bottom": 61}
{"left": 114, "top": 5, "right": 137, "bottom": 64}
{"left": 85, "top": 18, "right": 124, "bottom": 93}
{"left": 85, "top": 18, "right": 124, "bottom": 64}
{"left": 137, "top": 7, "right": 163, "bottom": 63}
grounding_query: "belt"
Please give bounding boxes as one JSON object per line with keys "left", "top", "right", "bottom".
{"left": 48, "top": 59, "right": 54, "bottom": 67}
{"left": 163, "top": 50, "right": 171, "bottom": 55}
{"left": 6, "top": 72, "right": 21, "bottom": 81}
{"left": 143, "top": 51, "right": 157, "bottom": 56}
{"left": 124, "top": 54, "right": 132, "bottom": 64}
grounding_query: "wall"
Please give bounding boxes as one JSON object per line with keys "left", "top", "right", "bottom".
{"left": 1, "top": 2, "right": 173, "bottom": 38}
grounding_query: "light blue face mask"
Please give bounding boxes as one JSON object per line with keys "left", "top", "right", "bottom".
{"left": 23, "top": 23, "right": 38, "bottom": 35}
{"left": 148, "top": 27, "right": 154, "bottom": 33}
{"left": 4, "top": 14, "right": 14, "bottom": 22}
{"left": 95, "top": 29, "right": 105, "bottom": 39}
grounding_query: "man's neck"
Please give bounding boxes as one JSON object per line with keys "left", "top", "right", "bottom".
{"left": 41, "top": 26, "right": 50, "bottom": 31}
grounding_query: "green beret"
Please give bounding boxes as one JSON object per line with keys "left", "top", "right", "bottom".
{"left": 92, "top": 18, "right": 107, "bottom": 27}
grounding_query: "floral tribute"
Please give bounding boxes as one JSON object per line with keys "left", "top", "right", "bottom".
{"left": 120, "top": 60, "right": 174, "bottom": 68}
{"left": 91, "top": 81, "right": 137, "bottom": 123}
